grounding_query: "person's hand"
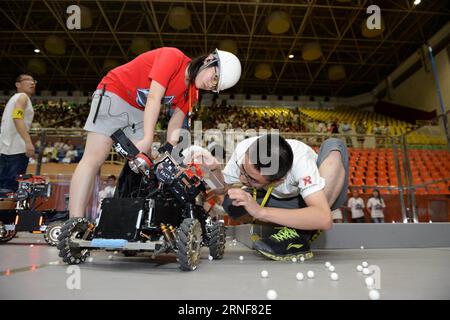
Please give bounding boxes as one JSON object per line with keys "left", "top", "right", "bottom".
{"left": 134, "top": 138, "right": 152, "bottom": 154}
{"left": 192, "top": 150, "right": 221, "bottom": 171}
{"left": 227, "top": 188, "right": 264, "bottom": 219}
{"left": 25, "top": 142, "right": 35, "bottom": 158}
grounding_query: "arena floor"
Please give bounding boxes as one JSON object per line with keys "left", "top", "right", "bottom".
{"left": 1, "top": 233, "right": 449, "bottom": 300}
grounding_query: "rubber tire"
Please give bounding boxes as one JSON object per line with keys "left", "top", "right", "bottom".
{"left": 57, "top": 218, "right": 91, "bottom": 265}
{"left": 44, "top": 220, "right": 65, "bottom": 246}
{"left": 0, "top": 229, "right": 16, "bottom": 243}
{"left": 176, "top": 218, "right": 202, "bottom": 271}
{"left": 208, "top": 221, "right": 226, "bottom": 260}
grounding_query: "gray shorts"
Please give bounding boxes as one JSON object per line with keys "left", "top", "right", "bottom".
{"left": 84, "top": 90, "right": 145, "bottom": 141}
{"left": 258, "top": 138, "right": 349, "bottom": 211}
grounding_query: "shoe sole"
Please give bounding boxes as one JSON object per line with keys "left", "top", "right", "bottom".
{"left": 256, "top": 249, "right": 314, "bottom": 261}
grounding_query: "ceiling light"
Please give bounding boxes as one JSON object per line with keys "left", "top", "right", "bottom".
{"left": 288, "top": 54, "right": 294, "bottom": 59}
{"left": 34, "top": 48, "right": 40, "bottom": 53}
{"left": 413, "top": 0, "right": 421, "bottom": 5}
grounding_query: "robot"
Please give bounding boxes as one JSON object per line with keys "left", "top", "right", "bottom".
{"left": 57, "top": 129, "right": 226, "bottom": 271}
{"left": 0, "top": 175, "right": 68, "bottom": 245}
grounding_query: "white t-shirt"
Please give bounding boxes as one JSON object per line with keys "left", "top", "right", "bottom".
{"left": 222, "top": 136, "right": 325, "bottom": 200}
{"left": 367, "top": 197, "right": 385, "bottom": 218}
{"left": 331, "top": 208, "right": 343, "bottom": 220}
{"left": 347, "top": 197, "right": 365, "bottom": 219}
{"left": 0, "top": 93, "right": 34, "bottom": 155}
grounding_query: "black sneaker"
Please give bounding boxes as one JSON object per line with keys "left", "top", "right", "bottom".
{"left": 253, "top": 227, "right": 313, "bottom": 261}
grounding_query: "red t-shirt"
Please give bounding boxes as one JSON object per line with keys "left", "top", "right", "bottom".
{"left": 97, "top": 47, "right": 197, "bottom": 115}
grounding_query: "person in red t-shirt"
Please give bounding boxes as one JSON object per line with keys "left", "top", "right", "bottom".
{"left": 69, "top": 47, "right": 241, "bottom": 218}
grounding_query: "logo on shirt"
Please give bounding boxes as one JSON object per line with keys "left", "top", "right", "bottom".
{"left": 303, "top": 176, "right": 312, "bottom": 185}
{"left": 136, "top": 88, "right": 174, "bottom": 108}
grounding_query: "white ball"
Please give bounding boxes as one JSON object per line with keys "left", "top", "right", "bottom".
{"left": 368, "top": 289, "right": 380, "bottom": 300}
{"left": 365, "top": 277, "right": 374, "bottom": 288}
{"left": 330, "top": 272, "right": 339, "bottom": 281}
{"left": 239, "top": 255, "right": 244, "bottom": 261}
{"left": 362, "top": 261, "right": 369, "bottom": 267}
{"left": 296, "top": 272, "right": 304, "bottom": 281}
{"left": 261, "top": 270, "right": 269, "bottom": 278}
{"left": 307, "top": 270, "right": 315, "bottom": 278}
{"left": 30, "top": 244, "right": 34, "bottom": 248}
{"left": 87, "top": 257, "right": 94, "bottom": 263}
{"left": 360, "top": 246, "right": 364, "bottom": 250}
{"left": 300, "top": 256, "right": 305, "bottom": 262}
{"left": 325, "top": 261, "right": 331, "bottom": 268}
{"left": 108, "top": 255, "right": 113, "bottom": 260}
{"left": 292, "top": 257, "right": 297, "bottom": 263}
{"left": 208, "top": 255, "right": 213, "bottom": 261}
{"left": 356, "top": 265, "right": 363, "bottom": 272}
{"left": 266, "top": 289, "right": 277, "bottom": 300}
{"left": 328, "top": 265, "right": 335, "bottom": 272}
{"left": 362, "top": 268, "right": 371, "bottom": 275}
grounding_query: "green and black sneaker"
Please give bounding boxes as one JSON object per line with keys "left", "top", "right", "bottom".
{"left": 253, "top": 227, "right": 314, "bottom": 261}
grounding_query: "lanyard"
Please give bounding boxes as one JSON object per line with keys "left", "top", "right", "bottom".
{"left": 252, "top": 186, "right": 273, "bottom": 208}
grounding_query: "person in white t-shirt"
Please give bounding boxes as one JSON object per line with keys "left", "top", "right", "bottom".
{"left": 347, "top": 189, "right": 366, "bottom": 223}
{"left": 194, "top": 134, "right": 349, "bottom": 261}
{"left": 0, "top": 74, "right": 36, "bottom": 192}
{"left": 367, "top": 189, "right": 385, "bottom": 223}
{"left": 331, "top": 208, "right": 343, "bottom": 223}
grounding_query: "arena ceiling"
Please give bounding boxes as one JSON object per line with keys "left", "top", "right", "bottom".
{"left": 0, "top": 0, "right": 449, "bottom": 97}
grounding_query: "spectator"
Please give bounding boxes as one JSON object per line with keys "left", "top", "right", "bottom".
{"left": 355, "top": 121, "right": 366, "bottom": 148}
{"left": 347, "top": 189, "right": 365, "bottom": 223}
{"left": 99, "top": 174, "right": 117, "bottom": 199}
{"left": 331, "top": 208, "right": 344, "bottom": 223}
{"left": 367, "top": 189, "right": 386, "bottom": 223}
{"left": 373, "top": 122, "right": 383, "bottom": 147}
{"left": 341, "top": 121, "right": 352, "bottom": 147}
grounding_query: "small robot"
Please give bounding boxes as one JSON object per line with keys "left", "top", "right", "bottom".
{"left": 57, "top": 129, "right": 226, "bottom": 271}
{"left": 0, "top": 175, "right": 68, "bottom": 245}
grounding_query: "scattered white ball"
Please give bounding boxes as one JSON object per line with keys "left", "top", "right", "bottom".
{"left": 296, "top": 272, "right": 304, "bottom": 281}
{"left": 325, "top": 261, "right": 331, "bottom": 268}
{"left": 113, "top": 251, "right": 118, "bottom": 255}
{"left": 360, "top": 246, "right": 364, "bottom": 250}
{"left": 330, "top": 272, "right": 339, "bottom": 281}
{"left": 328, "top": 265, "right": 335, "bottom": 272}
{"left": 300, "top": 256, "right": 305, "bottom": 262}
{"left": 266, "top": 289, "right": 277, "bottom": 300}
{"left": 307, "top": 270, "right": 315, "bottom": 279}
{"left": 30, "top": 244, "right": 34, "bottom": 248}
{"left": 208, "top": 255, "right": 213, "bottom": 261}
{"left": 261, "top": 270, "right": 269, "bottom": 278}
{"left": 356, "top": 265, "right": 363, "bottom": 272}
{"left": 87, "top": 257, "right": 94, "bottom": 263}
{"left": 108, "top": 255, "right": 113, "bottom": 260}
{"left": 429, "top": 220, "right": 433, "bottom": 224}
{"left": 239, "top": 255, "right": 244, "bottom": 261}
{"left": 292, "top": 257, "right": 297, "bottom": 263}
{"left": 362, "top": 261, "right": 369, "bottom": 267}
{"left": 368, "top": 289, "right": 380, "bottom": 300}
{"left": 362, "top": 268, "right": 371, "bottom": 275}
{"left": 365, "top": 277, "right": 375, "bottom": 288}
{"left": 392, "top": 221, "right": 396, "bottom": 224}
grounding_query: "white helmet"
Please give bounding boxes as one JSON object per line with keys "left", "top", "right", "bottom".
{"left": 202, "top": 49, "right": 241, "bottom": 93}
{"left": 215, "top": 49, "right": 241, "bottom": 93}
